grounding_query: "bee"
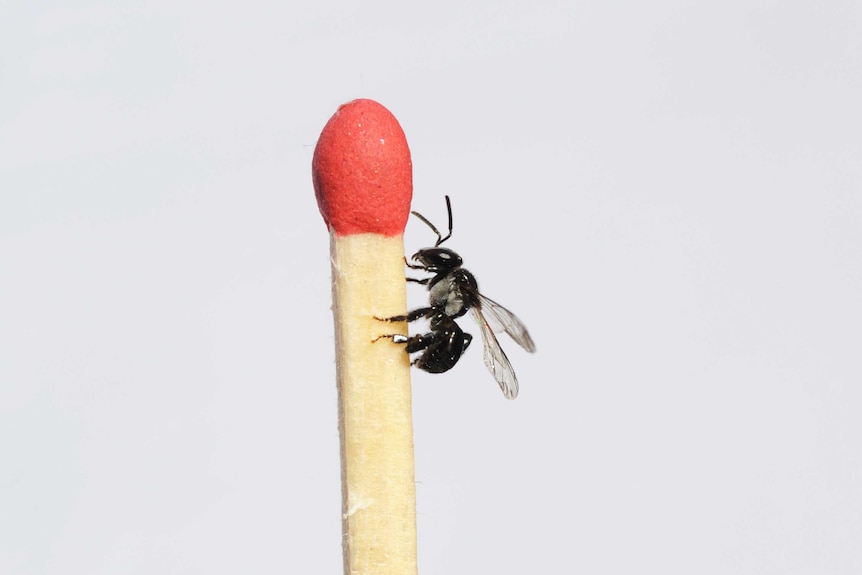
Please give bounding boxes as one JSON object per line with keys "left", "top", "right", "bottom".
{"left": 375, "top": 196, "right": 535, "bottom": 399}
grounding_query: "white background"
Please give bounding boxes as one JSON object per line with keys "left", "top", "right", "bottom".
{"left": 2, "top": 1, "right": 861, "bottom": 573}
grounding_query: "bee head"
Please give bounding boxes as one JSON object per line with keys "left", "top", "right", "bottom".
{"left": 411, "top": 247, "right": 463, "bottom": 273}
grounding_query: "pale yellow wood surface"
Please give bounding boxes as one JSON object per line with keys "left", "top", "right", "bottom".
{"left": 329, "top": 233, "right": 417, "bottom": 575}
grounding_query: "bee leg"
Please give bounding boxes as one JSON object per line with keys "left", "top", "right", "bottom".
{"left": 374, "top": 307, "right": 433, "bottom": 323}
{"left": 372, "top": 331, "right": 439, "bottom": 355}
{"left": 461, "top": 332, "right": 473, "bottom": 352}
{"left": 401, "top": 331, "right": 442, "bottom": 354}
{"left": 404, "top": 259, "right": 429, "bottom": 271}
{"left": 371, "top": 333, "right": 410, "bottom": 344}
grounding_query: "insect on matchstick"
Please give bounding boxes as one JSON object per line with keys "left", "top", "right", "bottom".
{"left": 312, "top": 99, "right": 417, "bottom": 575}
{"left": 373, "top": 195, "right": 536, "bottom": 400}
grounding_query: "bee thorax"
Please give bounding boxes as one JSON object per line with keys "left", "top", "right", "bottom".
{"left": 429, "top": 275, "right": 469, "bottom": 317}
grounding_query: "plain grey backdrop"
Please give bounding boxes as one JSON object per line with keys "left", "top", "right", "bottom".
{"left": 2, "top": 1, "right": 860, "bottom": 573}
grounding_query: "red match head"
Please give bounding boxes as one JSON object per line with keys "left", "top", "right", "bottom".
{"left": 312, "top": 99, "right": 413, "bottom": 236}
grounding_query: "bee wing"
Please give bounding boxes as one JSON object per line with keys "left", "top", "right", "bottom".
{"left": 470, "top": 307, "right": 519, "bottom": 400}
{"left": 477, "top": 293, "right": 536, "bottom": 353}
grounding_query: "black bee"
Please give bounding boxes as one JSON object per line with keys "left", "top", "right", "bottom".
{"left": 375, "top": 196, "right": 535, "bottom": 399}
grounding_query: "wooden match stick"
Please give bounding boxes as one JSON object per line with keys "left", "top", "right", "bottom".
{"left": 312, "top": 99, "right": 417, "bottom": 575}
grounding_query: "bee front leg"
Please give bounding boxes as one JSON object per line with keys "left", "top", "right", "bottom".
{"left": 404, "top": 259, "right": 429, "bottom": 271}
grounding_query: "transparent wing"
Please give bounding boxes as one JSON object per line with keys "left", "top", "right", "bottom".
{"left": 470, "top": 307, "right": 519, "bottom": 400}
{"left": 477, "top": 293, "right": 536, "bottom": 353}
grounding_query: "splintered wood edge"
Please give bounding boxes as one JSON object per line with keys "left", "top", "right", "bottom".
{"left": 329, "top": 232, "right": 417, "bottom": 575}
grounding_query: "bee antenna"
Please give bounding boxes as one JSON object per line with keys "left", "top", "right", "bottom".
{"left": 440, "top": 195, "right": 453, "bottom": 245}
{"left": 410, "top": 195, "right": 454, "bottom": 246}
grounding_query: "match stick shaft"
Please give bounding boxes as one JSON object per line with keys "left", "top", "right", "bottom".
{"left": 330, "top": 233, "right": 417, "bottom": 575}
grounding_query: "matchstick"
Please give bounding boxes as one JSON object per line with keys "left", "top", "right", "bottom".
{"left": 312, "top": 99, "right": 417, "bottom": 575}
